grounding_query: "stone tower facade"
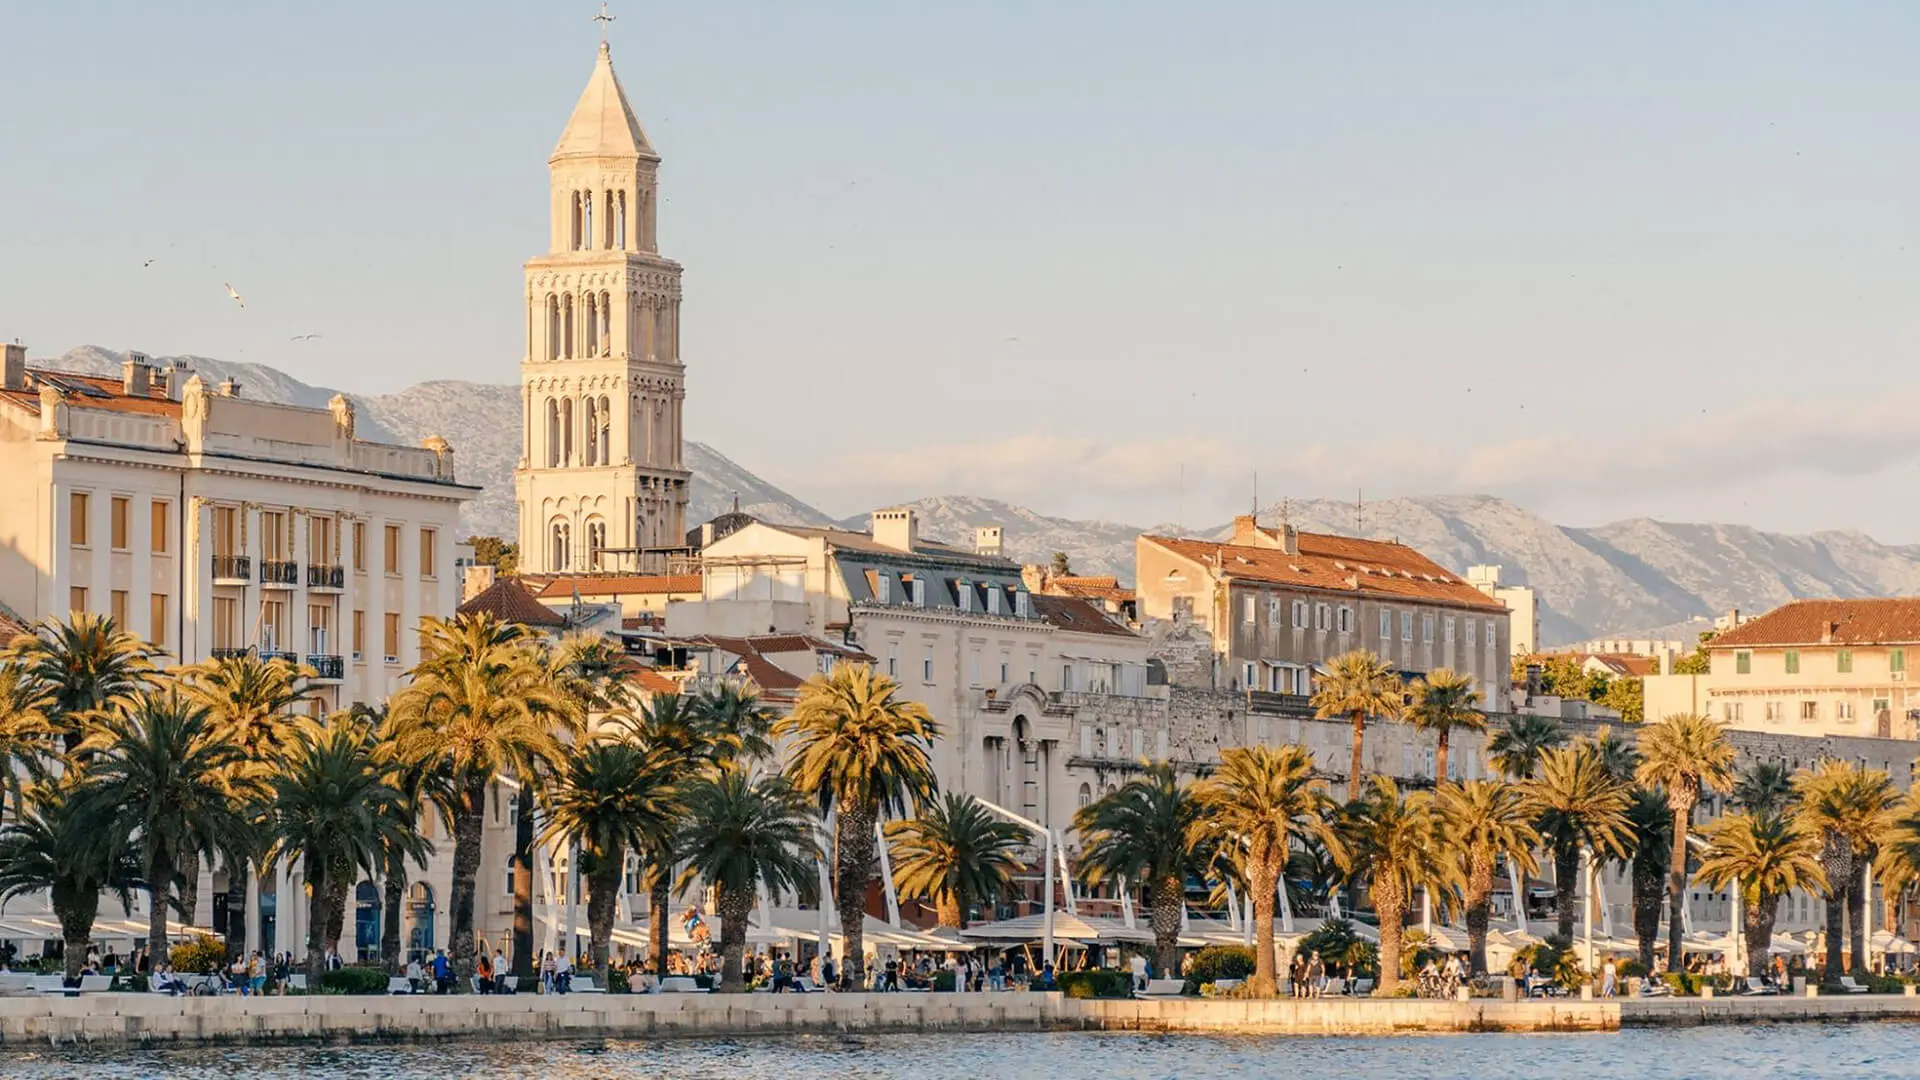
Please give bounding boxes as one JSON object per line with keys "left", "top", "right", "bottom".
{"left": 516, "top": 41, "right": 690, "bottom": 574}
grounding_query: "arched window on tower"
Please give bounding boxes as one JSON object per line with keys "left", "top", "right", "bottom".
{"left": 597, "top": 395, "right": 611, "bottom": 465}
{"left": 586, "top": 519, "right": 607, "bottom": 569}
{"left": 546, "top": 295, "right": 560, "bottom": 361}
{"left": 570, "top": 192, "right": 582, "bottom": 251}
{"left": 599, "top": 292, "right": 612, "bottom": 356}
{"left": 561, "top": 398, "right": 574, "bottom": 465}
{"left": 582, "top": 397, "right": 597, "bottom": 466}
{"left": 545, "top": 398, "right": 560, "bottom": 467}
{"left": 615, "top": 191, "right": 627, "bottom": 251}
{"left": 562, "top": 293, "right": 575, "bottom": 358}
{"left": 550, "top": 521, "right": 570, "bottom": 571}
{"left": 584, "top": 294, "right": 598, "bottom": 356}
{"left": 582, "top": 190, "right": 594, "bottom": 252}
{"left": 603, "top": 190, "right": 616, "bottom": 250}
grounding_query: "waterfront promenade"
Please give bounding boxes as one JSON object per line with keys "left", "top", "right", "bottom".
{"left": 8, "top": 990, "right": 1920, "bottom": 1048}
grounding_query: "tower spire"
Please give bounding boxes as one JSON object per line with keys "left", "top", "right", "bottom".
{"left": 594, "top": 1, "right": 617, "bottom": 46}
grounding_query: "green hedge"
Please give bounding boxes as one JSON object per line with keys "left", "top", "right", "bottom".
{"left": 1058, "top": 970, "right": 1132, "bottom": 999}
{"left": 1183, "top": 945, "right": 1253, "bottom": 995}
{"left": 321, "top": 967, "right": 391, "bottom": 995}
{"left": 932, "top": 970, "right": 957, "bottom": 992}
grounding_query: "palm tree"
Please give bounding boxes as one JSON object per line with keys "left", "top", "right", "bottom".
{"left": 6, "top": 612, "right": 155, "bottom": 753}
{"left": 621, "top": 689, "right": 731, "bottom": 977}
{"left": 0, "top": 781, "right": 143, "bottom": 979}
{"left": 1488, "top": 714, "right": 1567, "bottom": 780}
{"left": 886, "top": 793, "right": 1027, "bottom": 931}
{"left": 1192, "top": 745, "right": 1342, "bottom": 994}
{"left": 540, "top": 740, "right": 677, "bottom": 987}
{"left": 180, "top": 652, "right": 310, "bottom": 960}
{"left": 77, "top": 690, "right": 258, "bottom": 963}
{"left": 1623, "top": 788, "right": 1673, "bottom": 972}
{"left": 1405, "top": 669, "right": 1483, "bottom": 783}
{"left": 1696, "top": 810, "right": 1826, "bottom": 977}
{"left": 1794, "top": 760, "right": 1898, "bottom": 980}
{"left": 1635, "top": 713, "right": 1736, "bottom": 972}
{"left": 779, "top": 664, "right": 940, "bottom": 989}
{"left": 690, "top": 680, "right": 777, "bottom": 766}
{"left": 1578, "top": 724, "right": 1641, "bottom": 784}
{"left": 676, "top": 770, "right": 819, "bottom": 992}
{"left": 1525, "top": 745, "right": 1632, "bottom": 940}
{"left": 0, "top": 666, "right": 56, "bottom": 815}
{"left": 1731, "top": 761, "right": 1796, "bottom": 816}
{"left": 1073, "top": 761, "right": 1203, "bottom": 977}
{"left": 387, "top": 614, "right": 567, "bottom": 988}
{"left": 1342, "top": 777, "right": 1460, "bottom": 994}
{"left": 1438, "top": 780, "right": 1539, "bottom": 976}
{"left": 1310, "top": 650, "right": 1405, "bottom": 803}
{"left": 267, "top": 714, "right": 424, "bottom": 982}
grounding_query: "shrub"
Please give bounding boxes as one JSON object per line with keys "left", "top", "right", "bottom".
{"left": 1516, "top": 936, "right": 1587, "bottom": 991}
{"left": 1617, "top": 958, "right": 1650, "bottom": 979}
{"left": 932, "top": 970, "right": 957, "bottom": 992}
{"left": 1660, "top": 971, "right": 1697, "bottom": 996}
{"left": 1297, "top": 919, "right": 1375, "bottom": 977}
{"left": 1182, "top": 945, "right": 1254, "bottom": 995}
{"left": 1397, "top": 929, "right": 1446, "bottom": 981}
{"left": 607, "top": 969, "right": 631, "bottom": 994}
{"left": 1058, "top": 970, "right": 1132, "bottom": 999}
{"left": 321, "top": 967, "right": 391, "bottom": 996}
{"left": 169, "top": 935, "right": 227, "bottom": 975}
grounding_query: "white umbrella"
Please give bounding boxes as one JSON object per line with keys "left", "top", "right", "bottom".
{"left": 1872, "top": 930, "right": 1916, "bottom": 955}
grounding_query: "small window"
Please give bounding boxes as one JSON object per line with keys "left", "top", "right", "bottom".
{"left": 1402, "top": 612, "right": 1413, "bottom": 642}
{"left": 353, "top": 522, "right": 367, "bottom": 571}
{"left": 910, "top": 578, "right": 925, "bottom": 608}
{"left": 886, "top": 645, "right": 898, "bottom": 678}
{"left": 68, "top": 586, "right": 87, "bottom": 614}
{"left": 1242, "top": 596, "right": 1255, "bottom": 624}
{"left": 353, "top": 610, "right": 366, "bottom": 658}
{"left": 1784, "top": 650, "right": 1800, "bottom": 675}
{"left": 150, "top": 500, "right": 170, "bottom": 553}
{"left": 1337, "top": 606, "right": 1353, "bottom": 634}
{"left": 1242, "top": 662, "right": 1256, "bottom": 689}
{"left": 1764, "top": 701, "right": 1782, "bottom": 721}
{"left": 69, "top": 492, "right": 90, "bottom": 547}
{"left": 1894, "top": 649, "right": 1907, "bottom": 674}
{"left": 1015, "top": 590, "right": 1030, "bottom": 618}
{"left": 1484, "top": 618, "right": 1495, "bottom": 646}
{"left": 1063, "top": 664, "right": 1075, "bottom": 691}
{"left": 1380, "top": 609, "right": 1392, "bottom": 640}
{"left": 922, "top": 649, "right": 933, "bottom": 682}
{"left": 1800, "top": 700, "right": 1818, "bottom": 721}
{"left": 1836, "top": 701, "right": 1854, "bottom": 721}
{"left": 876, "top": 574, "right": 891, "bottom": 604}
{"left": 384, "top": 612, "right": 401, "bottom": 662}
{"left": 1294, "top": 600, "right": 1309, "bottom": 629}
{"left": 1316, "top": 603, "right": 1330, "bottom": 630}
{"left": 1422, "top": 614, "right": 1434, "bottom": 645}
{"left": 1836, "top": 649, "right": 1853, "bottom": 674}
{"left": 957, "top": 581, "right": 972, "bottom": 613}
{"left": 1736, "top": 651, "right": 1752, "bottom": 674}
{"left": 968, "top": 648, "right": 980, "bottom": 686}
{"left": 110, "top": 497, "right": 130, "bottom": 551}
{"left": 999, "top": 658, "right": 1009, "bottom": 682}
{"left": 149, "top": 594, "right": 167, "bottom": 647}
{"left": 384, "top": 524, "right": 401, "bottom": 575}
{"left": 1268, "top": 597, "right": 1282, "bottom": 626}
{"left": 1724, "top": 701, "right": 1743, "bottom": 722}
{"left": 110, "top": 589, "right": 128, "bottom": 627}
{"left": 419, "top": 528, "right": 438, "bottom": 579}
{"left": 1466, "top": 619, "right": 1477, "bottom": 647}
{"left": 1443, "top": 616, "right": 1455, "bottom": 643}
{"left": 1077, "top": 783, "right": 1092, "bottom": 808}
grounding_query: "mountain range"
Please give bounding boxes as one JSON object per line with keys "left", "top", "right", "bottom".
{"left": 40, "top": 348, "right": 1920, "bottom": 646}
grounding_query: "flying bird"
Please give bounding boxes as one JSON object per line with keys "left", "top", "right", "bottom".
{"left": 290, "top": 333, "right": 323, "bottom": 342}
{"left": 142, "top": 259, "right": 155, "bottom": 268}
{"left": 224, "top": 283, "right": 245, "bottom": 308}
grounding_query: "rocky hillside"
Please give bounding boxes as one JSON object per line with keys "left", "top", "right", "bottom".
{"left": 35, "top": 348, "right": 1920, "bottom": 644}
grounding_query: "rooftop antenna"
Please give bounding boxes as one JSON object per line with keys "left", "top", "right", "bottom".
{"left": 1252, "top": 471, "right": 1259, "bottom": 522}
{"left": 1178, "top": 462, "right": 1186, "bottom": 538}
{"left": 1281, "top": 497, "right": 1291, "bottom": 528}
{"left": 1355, "top": 488, "right": 1364, "bottom": 534}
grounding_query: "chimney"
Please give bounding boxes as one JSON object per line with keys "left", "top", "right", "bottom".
{"left": 975, "top": 525, "right": 1004, "bottom": 558}
{"left": 1822, "top": 621, "right": 1840, "bottom": 645}
{"left": 218, "top": 378, "right": 240, "bottom": 398}
{"left": 2, "top": 343, "right": 23, "bottom": 391}
{"left": 122, "top": 353, "right": 152, "bottom": 397}
{"left": 871, "top": 508, "right": 918, "bottom": 552}
{"left": 163, "top": 361, "right": 189, "bottom": 401}
{"left": 1232, "top": 514, "right": 1260, "bottom": 545}
{"left": 1279, "top": 523, "right": 1299, "bottom": 556}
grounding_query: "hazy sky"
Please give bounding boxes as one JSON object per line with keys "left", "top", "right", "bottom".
{"left": 5, "top": 2, "right": 1920, "bottom": 536}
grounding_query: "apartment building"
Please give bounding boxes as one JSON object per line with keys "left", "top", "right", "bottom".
{"left": 1135, "top": 516, "right": 1512, "bottom": 700}
{"left": 1644, "top": 598, "right": 1920, "bottom": 739}
{"left": 0, "top": 349, "right": 474, "bottom": 712}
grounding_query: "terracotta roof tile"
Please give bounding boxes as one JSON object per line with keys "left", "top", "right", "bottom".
{"left": 0, "top": 370, "right": 183, "bottom": 419}
{"left": 1144, "top": 532, "right": 1506, "bottom": 612}
{"left": 1708, "top": 598, "right": 1920, "bottom": 649}
{"left": 534, "top": 574, "right": 701, "bottom": 599}
{"left": 456, "top": 578, "right": 566, "bottom": 627}
{"left": 1032, "top": 595, "right": 1139, "bottom": 638}
{"left": 1048, "top": 576, "right": 1136, "bottom": 603}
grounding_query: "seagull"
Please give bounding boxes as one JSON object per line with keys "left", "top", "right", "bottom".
{"left": 290, "top": 333, "right": 322, "bottom": 342}
{"left": 142, "top": 259, "right": 155, "bottom": 268}
{"left": 224, "top": 283, "right": 245, "bottom": 308}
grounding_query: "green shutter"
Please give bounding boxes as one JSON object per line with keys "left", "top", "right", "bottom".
{"left": 1837, "top": 649, "right": 1852, "bottom": 674}
{"left": 1785, "top": 650, "right": 1799, "bottom": 674}
{"left": 1736, "top": 651, "right": 1751, "bottom": 675}
{"left": 1895, "top": 649, "right": 1907, "bottom": 674}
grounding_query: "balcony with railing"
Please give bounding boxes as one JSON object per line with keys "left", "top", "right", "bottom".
{"left": 260, "top": 650, "right": 298, "bottom": 665}
{"left": 307, "top": 564, "right": 345, "bottom": 590}
{"left": 211, "top": 555, "right": 251, "bottom": 584}
{"left": 210, "top": 647, "right": 249, "bottom": 661}
{"left": 261, "top": 560, "right": 299, "bottom": 588}
{"left": 307, "top": 654, "right": 344, "bottom": 681}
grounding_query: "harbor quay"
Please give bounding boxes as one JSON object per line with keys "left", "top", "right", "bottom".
{"left": 9, "top": 990, "right": 1920, "bottom": 1049}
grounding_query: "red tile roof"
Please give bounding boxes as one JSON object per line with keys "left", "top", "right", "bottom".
{"left": 456, "top": 578, "right": 566, "bottom": 627}
{"left": 1558, "top": 651, "right": 1657, "bottom": 678}
{"left": 1032, "top": 595, "right": 1139, "bottom": 638}
{"left": 1144, "top": 532, "right": 1506, "bottom": 612}
{"left": 1708, "top": 598, "right": 1920, "bottom": 649}
{"left": 534, "top": 574, "right": 701, "bottom": 599}
{"left": 1047, "top": 576, "right": 1137, "bottom": 603}
{"left": 0, "top": 603, "right": 32, "bottom": 647}
{"left": 681, "top": 634, "right": 874, "bottom": 695}
{"left": 0, "top": 370, "right": 182, "bottom": 419}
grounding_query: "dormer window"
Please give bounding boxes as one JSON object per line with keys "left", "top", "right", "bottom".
{"left": 987, "top": 587, "right": 1002, "bottom": 616}
{"left": 957, "top": 580, "right": 973, "bottom": 612}
{"left": 876, "top": 573, "right": 892, "bottom": 604}
{"left": 909, "top": 576, "right": 925, "bottom": 608}
{"left": 1015, "top": 589, "right": 1030, "bottom": 618}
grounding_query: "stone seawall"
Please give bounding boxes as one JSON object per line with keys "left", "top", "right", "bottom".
{"left": 1621, "top": 994, "right": 1920, "bottom": 1027}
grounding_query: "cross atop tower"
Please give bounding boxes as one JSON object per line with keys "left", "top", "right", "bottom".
{"left": 593, "top": 1, "right": 616, "bottom": 45}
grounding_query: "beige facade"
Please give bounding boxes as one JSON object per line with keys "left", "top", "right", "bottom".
{"left": 0, "top": 352, "right": 472, "bottom": 713}
{"left": 1468, "top": 564, "right": 1539, "bottom": 656}
{"left": 1644, "top": 598, "right": 1920, "bottom": 739}
{"left": 515, "top": 41, "right": 690, "bottom": 575}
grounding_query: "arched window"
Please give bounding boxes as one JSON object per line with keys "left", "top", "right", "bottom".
{"left": 1077, "top": 783, "right": 1092, "bottom": 809}
{"left": 561, "top": 293, "right": 574, "bottom": 358}
{"left": 570, "top": 192, "right": 583, "bottom": 251}
{"left": 582, "top": 397, "right": 597, "bottom": 465}
{"left": 546, "top": 295, "right": 560, "bottom": 361}
{"left": 597, "top": 395, "right": 612, "bottom": 465}
{"left": 599, "top": 291, "right": 612, "bottom": 356}
{"left": 604, "top": 190, "right": 616, "bottom": 249}
{"left": 584, "top": 293, "right": 598, "bottom": 356}
{"left": 586, "top": 519, "right": 607, "bottom": 568}
{"left": 561, "top": 398, "right": 574, "bottom": 465}
{"left": 550, "top": 521, "right": 570, "bottom": 571}
{"left": 545, "top": 398, "right": 560, "bottom": 467}
{"left": 582, "top": 190, "right": 594, "bottom": 252}
{"left": 615, "top": 190, "right": 627, "bottom": 250}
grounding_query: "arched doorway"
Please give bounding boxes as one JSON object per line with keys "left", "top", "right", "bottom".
{"left": 354, "top": 882, "right": 381, "bottom": 961}
{"left": 406, "top": 882, "right": 436, "bottom": 963}
{"left": 258, "top": 880, "right": 277, "bottom": 957}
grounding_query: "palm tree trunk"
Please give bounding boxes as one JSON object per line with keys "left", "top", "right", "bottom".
{"left": 305, "top": 864, "right": 329, "bottom": 984}
{"left": 1435, "top": 729, "right": 1451, "bottom": 786}
{"left": 1376, "top": 879, "right": 1405, "bottom": 994}
{"left": 448, "top": 780, "right": 487, "bottom": 990}
{"left": 936, "top": 896, "right": 962, "bottom": 930}
{"left": 381, "top": 867, "right": 405, "bottom": 972}
{"left": 1820, "top": 832, "right": 1851, "bottom": 983}
{"left": 1632, "top": 859, "right": 1664, "bottom": 972}
{"left": 178, "top": 850, "right": 200, "bottom": 927}
{"left": 222, "top": 851, "right": 248, "bottom": 965}
{"left": 1250, "top": 859, "right": 1278, "bottom": 996}
{"left": 836, "top": 799, "right": 877, "bottom": 988}
{"left": 1664, "top": 798, "right": 1693, "bottom": 972}
{"left": 1347, "top": 710, "right": 1367, "bottom": 803}
{"left": 1746, "top": 891, "right": 1777, "bottom": 979}
{"left": 1553, "top": 842, "right": 1578, "bottom": 941}
{"left": 717, "top": 883, "right": 753, "bottom": 993}
{"left": 511, "top": 784, "right": 536, "bottom": 981}
{"left": 586, "top": 855, "right": 621, "bottom": 989}
{"left": 1847, "top": 876, "right": 1869, "bottom": 977}
{"left": 1151, "top": 873, "right": 1182, "bottom": 979}
{"left": 53, "top": 884, "right": 97, "bottom": 982}
{"left": 1824, "top": 891, "right": 1847, "bottom": 982}
{"left": 647, "top": 865, "right": 672, "bottom": 978}
{"left": 147, "top": 849, "right": 174, "bottom": 966}
{"left": 1465, "top": 858, "right": 1491, "bottom": 977}
{"left": 323, "top": 875, "right": 348, "bottom": 954}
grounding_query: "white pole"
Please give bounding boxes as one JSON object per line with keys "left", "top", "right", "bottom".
{"left": 1056, "top": 832, "right": 1077, "bottom": 917}
{"left": 875, "top": 820, "right": 900, "bottom": 928}
{"left": 1278, "top": 874, "right": 1295, "bottom": 934}
{"left": 1580, "top": 846, "right": 1594, "bottom": 973}
{"left": 816, "top": 817, "right": 834, "bottom": 962}
{"left": 1329, "top": 887, "right": 1342, "bottom": 920}
{"left": 1731, "top": 880, "right": 1744, "bottom": 974}
{"left": 1243, "top": 892, "right": 1255, "bottom": 948}
{"left": 1223, "top": 883, "right": 1238, "bottom": 932}
{"left": 1421, "top": 887, "right": 1433, "bottom": 936}
{"left": 1119, "top": 876, "right": 1136, "bottom": 929}
{"left": 564, "top": 842, "right": 580, "bottom": 963}
{"left": 1041, "top": 828, "right": 1056, "bottom": 966}
{"left": 1864, "top": 861, "right": 1875, "bottom": 960}
{"left": 534, "top": 836, "right": 557, "bottom": 958}
{"left": 1508, "top": 856, "right": 1526, "bottom": 932}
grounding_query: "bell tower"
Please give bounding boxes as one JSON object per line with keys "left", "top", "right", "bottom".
{"left": 516, "top": 38, "right": 691, "bottom": 574}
